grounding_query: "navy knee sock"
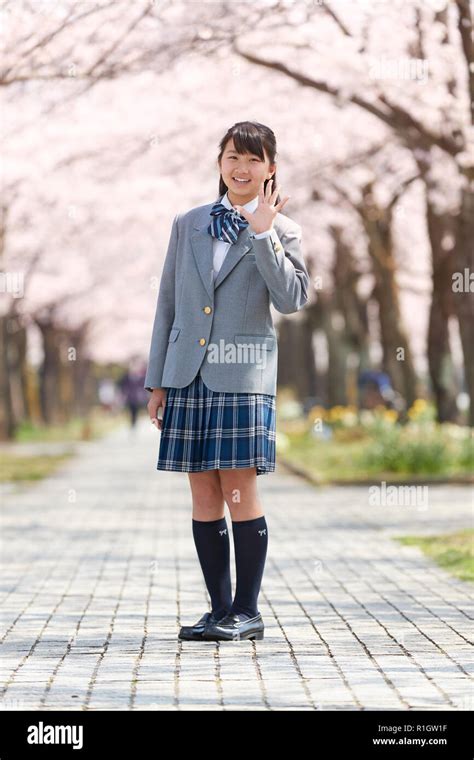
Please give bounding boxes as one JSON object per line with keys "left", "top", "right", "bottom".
{"left": 192, "top": 517, "right": 233, "bottom": 619}
{"left": 230, "top": 515, "right": 268, "bottom": 619}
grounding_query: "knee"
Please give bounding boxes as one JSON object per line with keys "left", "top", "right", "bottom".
{"left": 219, "top": 470, "right": 257, "bottom": 507}
{"left": 189, "top": 475, "right": 224, "bottom": 512}
{"left": 219, "top": 484, "right": 241, "bottom": 508}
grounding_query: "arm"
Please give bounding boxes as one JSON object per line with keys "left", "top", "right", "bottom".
{"left": 144, "top": 213, "right": 180, "bottom": 392}
{"left": 249, "top": 223, "right": 309, "bottom": 314}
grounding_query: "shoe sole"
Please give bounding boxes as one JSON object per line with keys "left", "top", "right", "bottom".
{"left": 203, "top": 629, "right": 264, "bottom": 642}
{"left": 178, "top": 634, "right": 204, "bottom": 641}
{"left": 178, "top": 628, "right": 206, "bottom": 641}
{"left": 244, "top": 631, "right": 264, "bottom": 641}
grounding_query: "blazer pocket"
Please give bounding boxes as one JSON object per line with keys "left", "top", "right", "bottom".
{"left": 243, "top": 253, "right": 256, "bottom": 260}
{"left": 168, "top": 327, "right": 181, "bottom": 342}
{"left": 234, "top": 334, "right": 276, "bottom": 351}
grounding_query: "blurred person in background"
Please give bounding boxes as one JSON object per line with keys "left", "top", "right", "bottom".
{"left": 358, "top": 369, "right": 405, "bottom": 414}
{"left": 118, "top": 356, "right": 148, "bottom": 428}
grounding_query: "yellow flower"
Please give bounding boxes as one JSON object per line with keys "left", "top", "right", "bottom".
{"left": 408, "top": 398, "right": 429, "bottom": 420}
{"left": 413, "top": 399, "right": 427, "bottom": 410}
{"left": 327, "top": 405, "right": 345, "bottom": 420}
{"left": 307, "top": 405, "right": 326, "bottom": 424}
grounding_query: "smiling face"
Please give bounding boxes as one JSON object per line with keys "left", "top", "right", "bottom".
{"left": 218, "top": 137, "right": 276, "bottom": 207}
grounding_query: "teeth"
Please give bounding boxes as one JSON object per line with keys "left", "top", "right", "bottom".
{"left": 234, "top": 178, "right": 250, "bottom": 182}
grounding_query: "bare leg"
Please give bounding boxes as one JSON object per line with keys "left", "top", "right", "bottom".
{"left": 218, "top": 467, "right": 263, "bottom": 521}
{"left": 187, "top": 470, "right": 226, "bottom": 521}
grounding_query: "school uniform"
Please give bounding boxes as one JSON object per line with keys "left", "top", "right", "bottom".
{"left": 145, "top": 191, "right": 309, "bottom": 476}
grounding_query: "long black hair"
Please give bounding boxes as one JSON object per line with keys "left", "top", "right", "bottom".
{"left": 216, "top": 121, "right": 280, "bottom": 204}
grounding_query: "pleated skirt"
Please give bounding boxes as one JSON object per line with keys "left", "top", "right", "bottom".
{"left": 157, "top": 370, "right": 276, "bottom": 475}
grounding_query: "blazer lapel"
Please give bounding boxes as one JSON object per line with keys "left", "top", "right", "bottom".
{"left": 190, "top": 212, "right": 253, "bottom": 300}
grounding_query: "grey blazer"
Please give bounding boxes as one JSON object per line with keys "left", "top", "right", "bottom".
{"left": 144, "top": 200, "right": 309, "bottom": 395}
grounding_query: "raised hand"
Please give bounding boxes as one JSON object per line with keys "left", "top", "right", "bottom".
{"left": 233, "top": 179, "right": 290, "bottom": 235}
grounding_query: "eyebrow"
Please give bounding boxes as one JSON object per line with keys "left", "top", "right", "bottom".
{"left": 225, "top": 150, "right": 261, "bottom": 157}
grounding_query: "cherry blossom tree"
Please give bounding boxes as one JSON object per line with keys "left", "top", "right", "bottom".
{"left": 1, "top": 0, "right": 472, "bottom": 438}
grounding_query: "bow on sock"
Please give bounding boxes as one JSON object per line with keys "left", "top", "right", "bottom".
{"left": 208, "top": 202, "right": 249, "bottom": 244}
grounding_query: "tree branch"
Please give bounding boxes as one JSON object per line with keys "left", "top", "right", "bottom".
{"left": 234, "top": 45, "right": 464, "bottom": 159}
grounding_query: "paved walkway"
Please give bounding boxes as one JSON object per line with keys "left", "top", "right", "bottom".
{"left": 0, "top": 417, "right": 472, "bottom": 711}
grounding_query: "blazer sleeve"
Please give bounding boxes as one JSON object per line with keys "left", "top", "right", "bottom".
{"left": 144, "top": 214, "right": 180, "bottom": 392}
{"left": 250, "top": 222, "right": 309, "bottom": 314}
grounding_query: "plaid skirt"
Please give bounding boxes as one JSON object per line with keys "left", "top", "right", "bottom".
{"left": 157, "top": 370, "right": 276, "bottom": 475}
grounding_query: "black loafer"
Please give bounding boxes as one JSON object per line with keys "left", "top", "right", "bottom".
{"left": 178, "top": 611, "right": 225, "bottom": 641}
{"left": 202, "top": 612, "right": 264, "bottom": 642}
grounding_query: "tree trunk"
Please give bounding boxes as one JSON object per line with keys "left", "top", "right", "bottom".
{"left": 314, "top": 291, "right": 349, "bottom": 407}
{"left": 360, "top": 188, "right": 418, "bottom": 409}
{"left": 277, "top": 314, "right": 317, "bottom": 403}
{"left": 36, "top": 320, "right": 76, "bottom": 426}
{"left": 454, "top": 186, "right": 474, "bottom": 425}
{"left": 425, "top": 197, "right": 459, "bottom": 422}
{"left": 6, "top": 311, "right": 33, "bottom": 427}
{"left": 0, "top": 315, "right": 15, "bottom": 440}
{"left": 331, "top": 226, "right": 371, "bottom": 373}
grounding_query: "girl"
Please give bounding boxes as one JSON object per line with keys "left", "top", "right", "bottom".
{"left": 145, "top": 121, "right": 309, "bottom": 642}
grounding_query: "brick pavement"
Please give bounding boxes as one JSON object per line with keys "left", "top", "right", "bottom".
{"left": 0, "top": 418, "right": 472, "bottom": 711}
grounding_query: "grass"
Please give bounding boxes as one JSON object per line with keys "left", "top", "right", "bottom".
{"left": 278, "top": 429, "right": 473, "bottom": 484}
{"left": 15, "top": 408, "right": 129, "bottom": 443}
{"left": 0, "top": 453, "right": 74, "bottom": 483}
{"left": 1, "top": 407, "right": 131, "bottom": 483}
{"left": 277, "top": 430, "right": 374, "bottom": 482}
{"left": 395, "top": 529, "right": 474, "bottom": 583}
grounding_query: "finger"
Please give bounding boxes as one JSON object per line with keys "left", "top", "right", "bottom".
{"left": 270, "top": 183, "right": 281, "bottom": 204}
{"left": 258, "top": 183, "right": 265, "bottom": 203}
{"left": 276, "top": 195, "right": 290, "bottom": 211}
{"left": 265, "top": 178, "right": 273, "bottom": 201}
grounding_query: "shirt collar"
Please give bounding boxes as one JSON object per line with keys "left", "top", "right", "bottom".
{"left": 221, "top": 191, "right": 259, "bottom": 214}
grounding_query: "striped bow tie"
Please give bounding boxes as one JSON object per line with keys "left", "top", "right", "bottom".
{"left": 208, "top": 202, "right": 249, "bottom": 244}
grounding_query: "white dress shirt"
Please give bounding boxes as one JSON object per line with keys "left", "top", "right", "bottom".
{"left": 212, "top": 191, "right": 272, "bottom": 282}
